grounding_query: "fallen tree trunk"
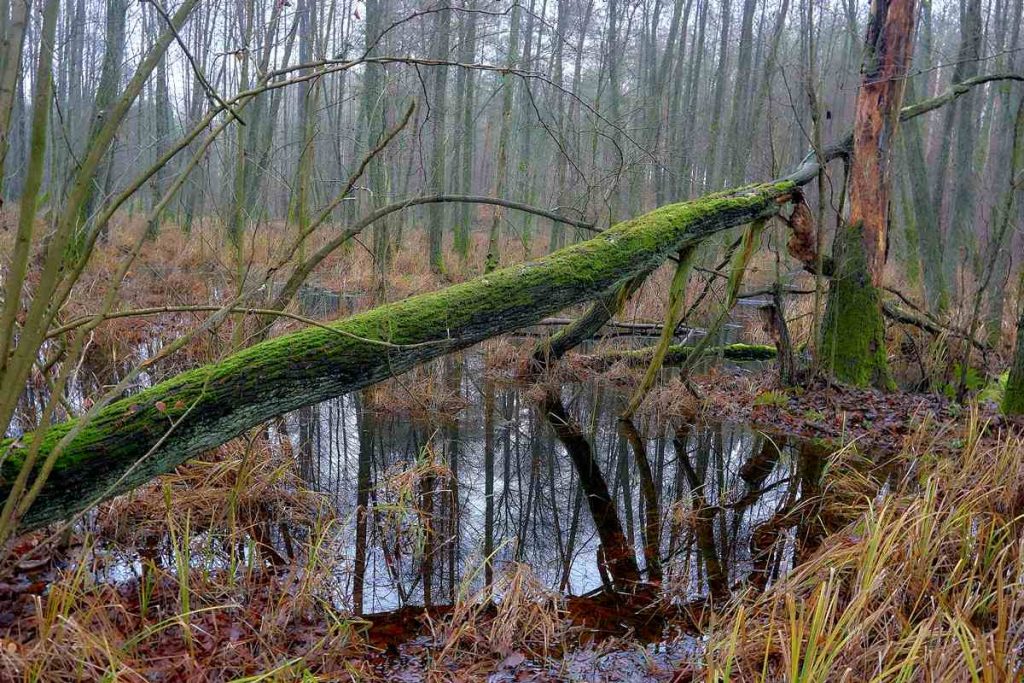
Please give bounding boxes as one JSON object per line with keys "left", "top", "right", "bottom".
{"left": 587, "top": 343, "right": 777, "bottom": 369}
{"left": 529, "top": 275, "right": 646, "bottom": 373}
{"left": 2, "top": 182, "right": 794, "bottom": 531}
{"left": 6, "top": 73, "right": 1017, "bottom": 532}
{"left": 1006, "top": 271, "right": 1024, "bottom": 416}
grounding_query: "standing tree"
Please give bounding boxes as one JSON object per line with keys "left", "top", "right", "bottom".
{"left": 821, "top": 0, "right": 917, "bottom": 388}
{"left": 453, "top": 0, "right": 478, "bottom": 259}
{"left": 486, "top": 2, "right": 522, "bottom": 271}
{"left": 426, "top": 5, "right": 451, "bottom": 274}
{"left": 78, "top": 0, "right": 128, "bottom": 237}
{"left": 1007, "top": 271, "right": 1024, "bottom": 415}
{"left": 999, "top": 91, "right": 1024, "bottom": 416}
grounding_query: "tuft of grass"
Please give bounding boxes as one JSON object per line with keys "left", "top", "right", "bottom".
{"left": 426, "top": 562, "right": 570, "bottom": 675}
{"left": 701, "top": 429, "right": 1024, "bottom": 682}
{"left": 753, "top": 389, "right": 790, "bottom": 409}
{"left": 0, "top": 435, "right": 374, "bottom": 682}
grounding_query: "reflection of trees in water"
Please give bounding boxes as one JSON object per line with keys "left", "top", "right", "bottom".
{"left": 290, "top": 355, "right": 823, "bottom": 611}
{"left": 541, "top": 389, "right": 640, "bottom": 590}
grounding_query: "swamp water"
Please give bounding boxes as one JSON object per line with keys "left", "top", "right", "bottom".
{"left": 273, "top": 288, "right": 816, "bottom": 614}
{"left": 283, "top": 354, "right": 821, "bottom": 615}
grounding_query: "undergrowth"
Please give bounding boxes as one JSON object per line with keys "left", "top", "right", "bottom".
{"left": 700, "top": 416, "right": 1024, "bottom": 682}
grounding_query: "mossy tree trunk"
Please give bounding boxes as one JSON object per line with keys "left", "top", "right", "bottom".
{"left": 821, "top": 221, "right": 894, "bottom": 389}
{"left": 2, "top": 182, "right": 794, "bottom": 532}
{"left": 821, "top": 0, "right": 916, "bottom": 389}
{"left": 1004, "top": 271, "right": 1024, "bottom": 416}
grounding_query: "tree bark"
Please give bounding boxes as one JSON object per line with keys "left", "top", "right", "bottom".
{"left": 821, "top": 0, "right": 916, "bottom": 389}
{"left": 1005, "top": 271, "right": 1024, "bottom": 416}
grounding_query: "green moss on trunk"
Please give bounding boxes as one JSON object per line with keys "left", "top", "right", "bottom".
{"left": 820, "top": 221, "right": 893, "bottom": 389}
{"left": 1004, "top": 274, "right": 1024, "bottom": 416}
{"left": 1, "top": 182, "right": 793, "bottom": 531}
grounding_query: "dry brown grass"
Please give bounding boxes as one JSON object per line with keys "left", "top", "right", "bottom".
{"left": 698, "top": 418, "right": 1024, "bottom": 682}
{"left": 424, "top": 563, "right": 570, "bottom": 676}
{"left": 0, "top": 434, "right": 375, "bottom": 682}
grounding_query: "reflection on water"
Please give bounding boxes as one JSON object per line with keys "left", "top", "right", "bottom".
{"left": 287, "top": 352, "right": 822, "bottom": 614}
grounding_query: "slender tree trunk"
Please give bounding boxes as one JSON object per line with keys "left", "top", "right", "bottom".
{"left": 725, "top": 0, "right": 757, "bottom": 186}
{"left": 704, "top": 0, "right": 732, "bottom": 190}
{"left": 180, "top": 5, "right": 214, "bottom": 233}
{"left": 514, "top": 0, "right": 538, "bottom": 253}
{"left": 946, "top": 0, "right": 984, "bottom": 279}
{"left": 146, "top": 8, "right": 172, "bottom": 238}
{"left": 486, "top": 3, "right": 521, "bottom": 272}
{"left": 736, "top": 0, "right": 788, "bottom": 189}
{"left": 929, "top": 0, "right": 982, "bottom": 299}
{"left": 0, "top": 0, "right": 30, "bottom": 197}
{"left": 362, "top": 0, "right": 391, "bottom": 288}
{"left": 678, "top": 0, "right": 708, "bottom": 197}
{"left": 657, "top": 0, "right": 693, "bottom": 206}
{"left": 548, "top": 0, "right": 569, "bottom": 251}
{"left": 290, "top": 0, "right": 318, "bottom": 257}
{"left": 901, "top": 79, "right": 947, "bottom": 309}
{"left": 454, "top": 1, "right": 477, "bottom": 259}
{"left": 984, "top": 1, "right": 1023, "bottom": 341}
{"left": 78, "top": 0, "right": 128, "bottom": 240}
{"left": 604, "top": 0, "right": 626, "bottom": 220}
{"left": 426, "top": 6, "right": 451, "bottom": 274}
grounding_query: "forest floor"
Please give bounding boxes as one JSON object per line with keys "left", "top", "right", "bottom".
{"left": 2, "top": 223, "right": 1022, "bottom": 680}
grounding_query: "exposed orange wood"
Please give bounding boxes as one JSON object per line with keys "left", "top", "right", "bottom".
{"left": 849, "top": 0, "right": 918, "bottom": 285}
